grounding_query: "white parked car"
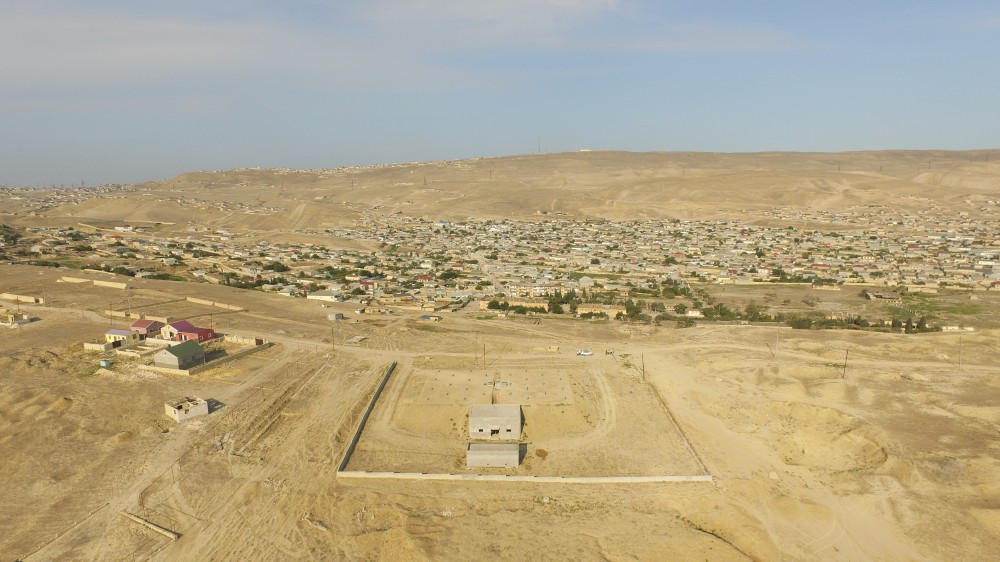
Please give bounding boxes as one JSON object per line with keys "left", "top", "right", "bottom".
{"left": 576, "top": 349, "right": 593, "bottom": 356}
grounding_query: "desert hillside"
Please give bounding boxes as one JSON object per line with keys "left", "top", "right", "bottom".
{"left": 5, "top": 150, "right": 999, "bottom": 231}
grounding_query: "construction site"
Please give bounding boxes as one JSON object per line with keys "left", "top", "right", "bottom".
{"left": 340, "top": 354, "right": 707, "bottom": 478}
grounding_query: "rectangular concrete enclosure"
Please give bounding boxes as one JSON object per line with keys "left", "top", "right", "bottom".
{"left": 469, "top": 404, "right": 521, "bottom": 439}
{"left": 165, "top": 396, "right": 208, "bottom": 422}
{"left": 467, "top": 442, "right": 520, "bottom": 468}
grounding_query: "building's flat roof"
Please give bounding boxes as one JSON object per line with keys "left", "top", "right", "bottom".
{"left": 470, "top": 404, "right": 520, "bottom": 418}
{"left": 467, "top": 442, "right": 520, "bottom": 452}
{"left": 167, "top": 396, "right": 206, "bottom": 408}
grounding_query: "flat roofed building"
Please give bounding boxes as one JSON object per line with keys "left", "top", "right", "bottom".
{"left": 469, "top": 404, "right": 521, "bottom": 439}
{"left": 467, "top": 442, "right": 520, "bottom": 468}
{"left": 164, "top": 396, "right": 208, "bottom": 422}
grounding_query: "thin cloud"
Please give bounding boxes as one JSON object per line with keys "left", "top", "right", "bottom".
{"left": 596, "top": 21, "right": 802, "bottom": 53}
{"left": 0, "top": 10, "right": 278, "bottom": 89}
{"left": 348, "top": 0, "right": 795, "bottom": 53}
{"left": 0, "top": 0, "right": 801, "bottom": 100}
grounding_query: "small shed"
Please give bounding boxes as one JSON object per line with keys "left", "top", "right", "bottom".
{"left": 469, "top": 404, "right": 521, "bottom": 439}
{"left": 164, "top": 397, "right": 208, "bottom": 422}
{"left": 153, "top": 340, "right": 205, "bottom": 370}
{"left": 2, "top": 311, "right": 30, "bottom": 326}
{"left": 467, "top": 443, "right": 520, "bottom": 468}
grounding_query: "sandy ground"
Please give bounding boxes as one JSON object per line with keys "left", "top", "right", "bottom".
{"left": 2, "top": 266, "right": 999, "bottom": 561}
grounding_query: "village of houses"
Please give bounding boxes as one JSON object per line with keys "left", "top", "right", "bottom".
{"left": 2, "top": 185, "right": 998, "bottom": 331}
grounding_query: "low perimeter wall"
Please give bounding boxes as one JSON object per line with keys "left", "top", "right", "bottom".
{"left": 337, "top": 362, "right": 398, "bottom": 471}
{"left": 103, "top": 310, "right": 172, "bottom": 323}
{"left": 186, "top": 297, "right": 244, "bottom": 311}
{"left": 222, "top": 334, "right": 267, "bottom": 345}
{"left": 146, "top": 342, "right": 274, "bottom": 376}
{"left": 60, "top": 276, "right": 128, "bottom": 290}
{"left": 336, "top": 471, "right": 713, "bottom": 483}
{"left": 1, "top": 293, "right": 44, "bottom": 304}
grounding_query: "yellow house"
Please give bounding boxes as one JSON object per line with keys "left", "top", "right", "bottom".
{"left": 105, "top": 329, "right": 141, "bottom": 346}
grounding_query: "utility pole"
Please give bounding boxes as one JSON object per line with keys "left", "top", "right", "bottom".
{"left": 842, "top": 349, "right": 849, "bottom": 379}
{"left": 958, "top": 336, "right": 962, "bottom": 370}
{"left": 774, "top": 331, "right": 779, "bottom": 369}
{"left": 331, "top": 326, "right": 335, "bottom": 351}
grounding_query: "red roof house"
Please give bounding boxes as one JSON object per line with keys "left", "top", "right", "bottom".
{"left": 161, "top": 320, "right": 216, "bottom": 343}
{"left": 129, "top": 319, "right": 165, "bottom": 337}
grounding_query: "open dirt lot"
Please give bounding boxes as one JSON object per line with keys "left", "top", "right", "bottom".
{"left": 3, "top": 272, "right": 999, "bottom": 561}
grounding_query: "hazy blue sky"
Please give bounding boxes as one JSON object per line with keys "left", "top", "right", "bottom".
{"left": 2, "top": 0, "right": 998, "bottom": 186}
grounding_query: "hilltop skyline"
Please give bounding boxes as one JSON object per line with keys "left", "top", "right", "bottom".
{"left": 2, "top": 0, "right": 999, "bottom": 186}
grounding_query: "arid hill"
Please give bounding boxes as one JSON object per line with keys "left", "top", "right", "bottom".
{"left": 10, "top": 150, "right": 999, "bottom": 231}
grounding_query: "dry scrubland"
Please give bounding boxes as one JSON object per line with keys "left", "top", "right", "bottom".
{"left": 1, "top": 150, "right": 1000, "bottom": 561}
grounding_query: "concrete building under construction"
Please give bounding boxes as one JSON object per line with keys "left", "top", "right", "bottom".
{"left": 468, "top": 404, "right": 521, "bottom": 439}
{"left": 466, "top": 442, "right": 521, "bottom": 468}
{"left": 164, "top": 397, "right": 209, "bottom": 422}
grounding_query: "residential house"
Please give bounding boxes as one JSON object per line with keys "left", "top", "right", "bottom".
{"left": 153, "top": 340, "right": 206, "bottom": 370}
{"left": 129, "top": 319, "right": 164, "bottom": 338}
{"left": 161, "top": 320, "right": 215, "bottom": 343}
{"left": 105, "top": 329, "right": 142, "bottom": 347}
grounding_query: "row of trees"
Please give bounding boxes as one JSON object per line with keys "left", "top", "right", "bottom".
{"left": 485, "top": 300, "right": 548, "bottom": 315}
{"left": 785, "top": 314, "right": 936, "bottom": 333}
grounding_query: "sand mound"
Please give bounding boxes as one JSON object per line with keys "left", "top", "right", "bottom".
{"left": 768, "top": 402, "right": 887, "bottom": 472}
